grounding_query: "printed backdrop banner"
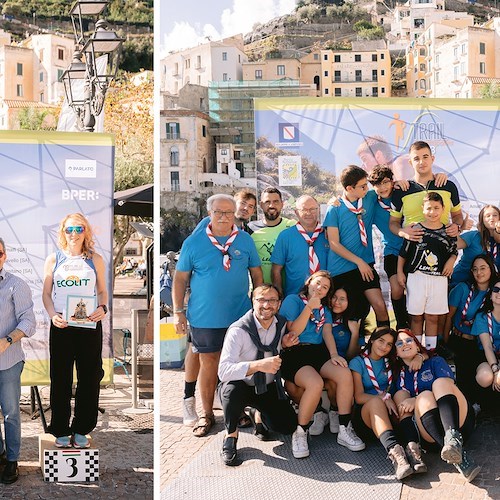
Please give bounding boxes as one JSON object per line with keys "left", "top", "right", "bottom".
{"left": 254, "top": 98, "right": 500, "bottom": 314}
{"left": 0, "top": 130, "right": 114, "bottom": 386}
{"left": 254, "top": 98, "right": 500, "bottom": 216}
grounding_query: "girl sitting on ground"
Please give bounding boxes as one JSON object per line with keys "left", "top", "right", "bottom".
{"left": 393, "top": 328, "right": 480, "bottom": 482}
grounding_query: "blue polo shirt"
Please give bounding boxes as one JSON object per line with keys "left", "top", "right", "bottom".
{"left": 449, "top": 282, "right": 488, "bottom": 335}
{"left": 349, "top": 355, "right": 392, "bottom": 395}
{"left": 331, "top": 322, "right": 365, "bottom": 358}
{"left": 271, "top": 225, "right": 330, "bottom": 296}
{"left": 373, "top": 197, "right": 403, "bottom": 257}
{"left": 396, "top": 357, "right": 454, "bottom": 397}
{"left": 451, "top": 231, "right": 500, "bottom": 287}
{"left": 176, "top": 229, "right": 261, "bottom": 328}
{"left": 324, "top": 190, "right": 377, "bottom": 276}
{"left": 471, "top": 311, "right": 500, "bottom": 352}
{"left": 279, "top": 294, "right": 332, "bottom": 344}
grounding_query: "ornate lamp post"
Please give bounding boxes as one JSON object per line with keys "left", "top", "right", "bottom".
{"left": 61, "top": 0, "right": 123, "bottom": 132}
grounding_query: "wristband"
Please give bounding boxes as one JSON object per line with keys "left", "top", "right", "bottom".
{"left": 491, "top": 363, "right": 499, "bottom": 373}
{"left": 382, "top": 392, "right": 391, "bottom": 401}
{"left": 456, "top": 223, "right": 462, "bottom": 233}
{"left": 174, "top": 309, "right": 185, "bottom": 314}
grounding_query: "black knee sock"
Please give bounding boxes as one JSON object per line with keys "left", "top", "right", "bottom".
{"left": 379, "top": 429, "right": 399, "bottom": 453}
{"left": 184, "top": 381, "right": 196, "bottom": 399}
{"left": 392, "top": 297, "right": 409, "bottom": 330}
{"left": 437, "top": 394, "right": 460, "bottom": 431}
{"left": 377, "top": 319, "right": 390, "bottom": 328}
{"left": 420, "top": 408, "right": 445, "bottom": 447}
{"left": 339, "top": 414, "right": 351, "bottom": 427}
{"left": 399, "top": 416, "right": 419, "bottom": 445}
{"left": 299, "top": 422, "right": 312, "bottom": 431}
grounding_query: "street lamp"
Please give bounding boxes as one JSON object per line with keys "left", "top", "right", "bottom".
{"left": 62, "top": 0, "right": 123, "bottom": 132}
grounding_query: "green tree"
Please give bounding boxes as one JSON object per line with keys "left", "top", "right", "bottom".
{"left": 479, "top": 82, "right": 500, "bottom": 99}
{"left": 17, "top": 107, "right": 58, "bottom": 130}
{"left": 104, "top": 73, "right": 153, "bottom": 276}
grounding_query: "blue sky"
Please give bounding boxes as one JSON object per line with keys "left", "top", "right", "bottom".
{"left": 160, "top": 0, "right": 297, "bottom": 55}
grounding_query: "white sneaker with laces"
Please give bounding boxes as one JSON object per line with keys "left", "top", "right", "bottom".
{"left": 183, "top": 396, "right": 198, "bottom": 426}
{"left": 337, "top": 422, "right": 365, "bottom": 451}
{"left": 292, "top": 426, "right": 309, "bottom": 458}
{"left": 329, "top": 410, "right": 339, "bottom": 433}
{"left": 309, "top": 411, "right": 328, "bottom": 436}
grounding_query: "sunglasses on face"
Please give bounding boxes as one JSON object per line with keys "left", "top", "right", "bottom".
{"left": 64, "top": 226, "right": 85, "bottom": 234}
{"left": 492, "top": 286, "right": 500, "bottom": 294}
{"left": 395, "top": 337, "right": 414, "bottom": 348}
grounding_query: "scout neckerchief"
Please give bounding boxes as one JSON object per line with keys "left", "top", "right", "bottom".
{"left": 206, "top": 223, "right": 239, "bottom": 271}
{"left": 488, "top": 238, "right": 498, "bottom": 260}
{"left": 459, "top": 288, "right": 485, "bottom": 327}
{"left": 378, "top": 197, "right": 391, "bottom": 212}
{"left": 363, "top": 353, "right": 392, "bottom": 395}
{"left": 295, "top": 222, "right": 323, "bottom": 275}
{"left": 486, "top": 312, "right": 499, "bottom": 353}
{"left": 342, "top": 196, "right": 367, "bottom": 247}
{"left": 300, "top": 295, "right": 325, "bottom": 333}
{"left": 399, "top": 366, "right": 419, "bottom": 396}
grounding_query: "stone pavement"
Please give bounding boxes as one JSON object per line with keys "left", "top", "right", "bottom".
{"left": 1, "top": 275, "right": 154, "bottom": 499}
{"left": 160, "top": 368, "right": 500, "bottom": 500}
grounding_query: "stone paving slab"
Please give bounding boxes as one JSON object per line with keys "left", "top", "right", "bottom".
{"left": 160, "top": 368, "right": 500, "bottom": 500}
{"left": 162, "top": 428, "right": 402, "bottom": 500}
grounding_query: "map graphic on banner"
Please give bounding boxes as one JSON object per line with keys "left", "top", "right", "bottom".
{"left": 254, "top": 98, "right": 500, "bottom": 219}
{"left": 0, "top": 130, "right": 115, "bottom": 386}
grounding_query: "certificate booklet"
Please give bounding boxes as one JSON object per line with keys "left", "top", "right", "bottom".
{"left": 65, "top": 295, "right": 97, "bottom": 329}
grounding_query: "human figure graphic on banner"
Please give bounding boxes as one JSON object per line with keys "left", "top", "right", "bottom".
{"left": 42, "top": 213, "right": 108, "bottom": 449}
{"left": 0, "top": 237, "right": 36, "bottom": 484}
{"left": 389, "top": 113, "right": 406, "bottom": 150}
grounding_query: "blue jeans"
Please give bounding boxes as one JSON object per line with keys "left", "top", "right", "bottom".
{"left": 0, "top": 361, "right": 23, "bottom": 461}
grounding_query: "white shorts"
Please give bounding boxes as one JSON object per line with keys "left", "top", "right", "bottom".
{"left": 406, "top": 271, "right": 449, "bottom": 315}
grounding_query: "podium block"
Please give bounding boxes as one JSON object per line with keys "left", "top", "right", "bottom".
{"left": 39, "top": 434, "right": 99, "bottom": 482}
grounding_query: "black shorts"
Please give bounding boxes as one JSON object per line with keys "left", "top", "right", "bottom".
{"left": 333, "top": 266, "right": 381, "bottom": 319}
{"left": 383, "top": 254, "right": 398, "bottom": 279}
{"left": 333, "top": 265, "right": 381, "bottom": 293}
{"left": 280, "top": 343, "right": 330, "bottom": 383}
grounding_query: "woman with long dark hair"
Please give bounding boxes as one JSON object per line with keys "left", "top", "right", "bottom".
{"left": 280, "top": 271, "right": 364, "bottom": 459}
{"left": 393, "top": 328, "right": 480, "bottom": 482}
{"left": 444, "top": 254, "right": 497, "bottom": 402}
{"left": 451, "top": 204, "right": 500, "bottom": 287}
{"left": 349, "top": 326, "right": 414, "bottom": 480}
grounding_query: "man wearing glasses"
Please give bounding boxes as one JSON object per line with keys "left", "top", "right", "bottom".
{"left": 173, "top": 194, "right": 263, "bottom": 437}
{"left": 0, "top": 238, "right": 36, "bottom": 483}
{"left": 217, "top": 284, "right": 298, "bottom": 466}
{"left": 271, "top": 195, "right": 329, "bottom": 297}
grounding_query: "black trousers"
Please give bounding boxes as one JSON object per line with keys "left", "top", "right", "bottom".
{"left": 218, "top": 380, "right": 297, "bottom": 435}
{"left": 448, "top": 335, "right": 480, "bottom": 404}
{"left": 48, "top": 322, "right": 104, "bottom": 437}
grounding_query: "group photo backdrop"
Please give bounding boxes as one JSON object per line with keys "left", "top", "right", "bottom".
{"left": 0, "top": 130, "right": 115, "bottom": 386}
{"left": 254, "top": 97, "right": 500, "bottom": 310}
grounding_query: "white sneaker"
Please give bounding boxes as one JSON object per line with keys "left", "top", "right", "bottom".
{"left": 337, "top": 422, "right": 365, "bottom": 451}
{"left": 183, "top": 396, "right": 198, "bottom": 426}
{"left": 292, "top": 426, "right": 309, "bottom": 458}
{"left": 329, "top": 410, "right": 339, "bottom": 434}
{"left": 309, "top": 411, "right": 328, "bottom": 436}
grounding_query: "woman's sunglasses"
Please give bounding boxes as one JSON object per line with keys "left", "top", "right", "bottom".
{"left": 64, "top": 226, "right": 85, "bottom": 234}
{"left": 395, "top": 337, "right": 414, "bottom": 349}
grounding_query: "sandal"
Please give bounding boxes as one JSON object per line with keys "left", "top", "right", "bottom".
{"left": 237, "top": 413, "right": 252, "bottom": 429}
{"left": 193, "top": 414, "right": 215, "bottom": 437}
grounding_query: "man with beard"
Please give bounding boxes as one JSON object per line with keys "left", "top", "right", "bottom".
{"left": 248, "top": 187, "right": 295, "bottom": 284}
{"left": 217, "top": 284, "right": 298, "bottom": 466}
{"left": 271, "top": 195, "right": 329, "bottom": 297}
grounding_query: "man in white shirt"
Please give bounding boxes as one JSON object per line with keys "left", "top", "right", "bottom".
{"left": 217, "top": 284, "right": 298, "bottom": 466}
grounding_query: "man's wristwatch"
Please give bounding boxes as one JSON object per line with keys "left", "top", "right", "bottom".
{"left": 99, "top": 304, "right": 108, "bottom": 314}
{"left": 5, "top": 336, "right": 13, "bottom": 346}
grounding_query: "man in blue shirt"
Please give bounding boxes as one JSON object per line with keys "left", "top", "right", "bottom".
{"left": 173, "top": 194, "right": 263, "bottom": 437}
{"left": 271, "top": 195, "right": 329, "bottom": 297}
{"left": 0, "top": 238, "right": 36, "bottom": 484}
